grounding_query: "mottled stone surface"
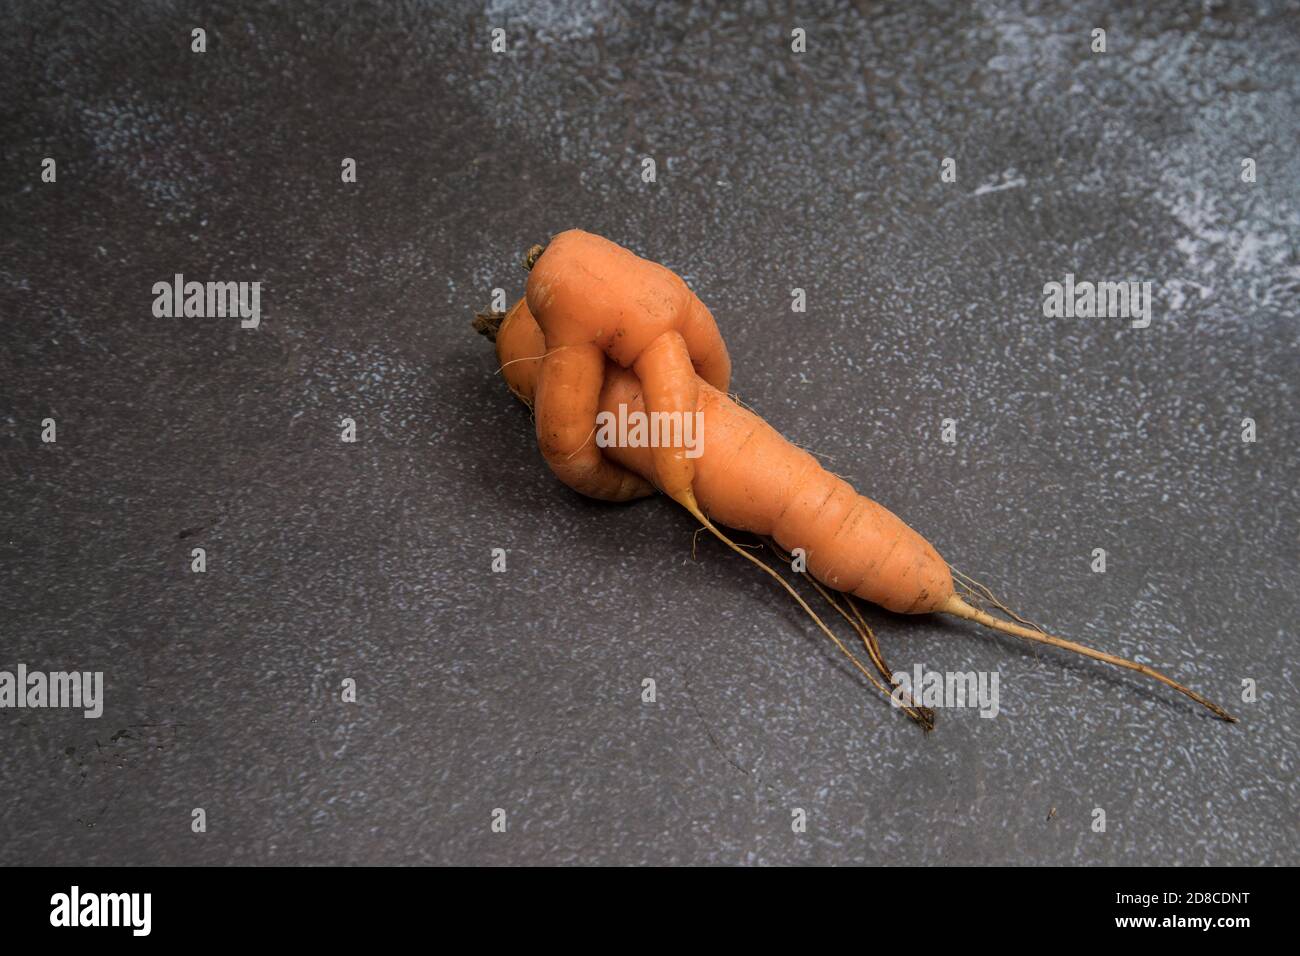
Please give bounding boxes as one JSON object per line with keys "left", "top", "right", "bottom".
{"left": 0, "top": 0, "right": 1296, "bottom": 865}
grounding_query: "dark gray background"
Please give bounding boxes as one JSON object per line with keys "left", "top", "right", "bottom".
{"left": 2, "top": 0, "right": 1296, "bottom": 866}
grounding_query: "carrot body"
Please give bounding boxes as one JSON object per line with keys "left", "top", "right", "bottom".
{"left": 487, "top": 290, "right": 1235, "bottom": 721}
{"left": 498, "top": 298, "right": 954, "bottom": 614}
{"left": 526, "top": 231, "right": 731, "bottom": 505}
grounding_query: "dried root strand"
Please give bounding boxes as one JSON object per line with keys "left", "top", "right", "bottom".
{"left": 762, "top": 540, "right": 932, "bottom": 723}
{"left": 680, "top": 504, "right": 931, "bottom": 727}
{"left": 951, "top": 566, "right": 1046, "bottom": 633}
{"left": 815, "top": 581, "right": 935, "bottom": 731}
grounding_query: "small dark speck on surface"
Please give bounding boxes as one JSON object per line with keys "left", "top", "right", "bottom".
{"left": 0, "top": 0, "right": 1296, "bottom": 865}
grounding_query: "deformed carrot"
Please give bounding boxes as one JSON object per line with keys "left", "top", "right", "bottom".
{"left": 476, "top": 299, "right": 1235, "bottom": 725}
{"left": 496, "top": 301, "right": 1236, "bottom": 722}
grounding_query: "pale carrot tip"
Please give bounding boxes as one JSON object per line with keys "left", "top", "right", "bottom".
{"left": 941, "top": 595, "right": 1235, "bottom": 723}
{"left": 944, "top": 595, "right": 977, "bottom": 619}
{"left": 670, "top": 486, "right": 700, "bottom": 514}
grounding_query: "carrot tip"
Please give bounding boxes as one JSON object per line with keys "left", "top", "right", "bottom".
{"left": 943, "top": 595, "right": 1237, "bottom": 723}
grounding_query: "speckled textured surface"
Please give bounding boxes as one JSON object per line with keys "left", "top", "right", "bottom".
{"left": 1, "top": 0, "right": 1297, "bottom": 866}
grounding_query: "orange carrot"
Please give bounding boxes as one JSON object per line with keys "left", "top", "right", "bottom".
{"left": 476, "top": 299, "right": 1235, "bottom": 724}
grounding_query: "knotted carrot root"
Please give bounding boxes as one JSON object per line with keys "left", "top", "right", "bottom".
{"left": 523, "top": 230, "right": 731, "bottom": 509}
